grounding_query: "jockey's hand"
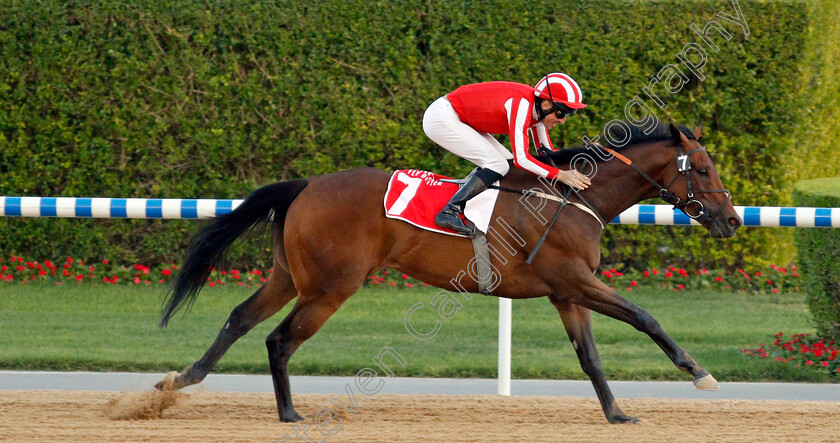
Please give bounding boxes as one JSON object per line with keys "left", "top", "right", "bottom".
{"left": 552, "top": 169, "right": 591, "bottom": 190}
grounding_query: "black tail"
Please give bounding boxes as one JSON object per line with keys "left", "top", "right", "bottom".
{"left": 159, "top": 179, "right": 308, "bottom": 327}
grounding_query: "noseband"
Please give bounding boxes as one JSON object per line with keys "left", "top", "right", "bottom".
{"left": 600, "top": 143, "right": 732, "bottom": 224}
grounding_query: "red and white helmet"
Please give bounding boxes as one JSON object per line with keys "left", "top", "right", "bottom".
{"left": 534, "top": 73, "right": 587, "bottom": 109}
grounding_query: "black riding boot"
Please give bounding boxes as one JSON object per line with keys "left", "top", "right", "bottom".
{"left": 435, "top": 168, "right": 503, "bottom": 237}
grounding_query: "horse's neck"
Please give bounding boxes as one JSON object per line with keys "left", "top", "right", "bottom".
{"left": 584, "top": 141, "right": 676, "bottom": 222}
{"left": 504, "top": 141, "right": 676, "bottom": 224}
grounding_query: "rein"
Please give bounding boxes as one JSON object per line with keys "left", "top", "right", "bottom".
{"left": 599, "top": 143, "right": 732, "bottom": 224}
{"left": 493, "top": 137, "right": 731, "bottom": 263}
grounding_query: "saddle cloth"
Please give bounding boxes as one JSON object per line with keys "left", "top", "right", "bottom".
{"left": 383, "top": 169, "right": 500, "bottom": 237}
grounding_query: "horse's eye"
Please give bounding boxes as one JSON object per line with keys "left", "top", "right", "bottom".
{"left": 698, "top": 169, "right": 708, "bottom": 176}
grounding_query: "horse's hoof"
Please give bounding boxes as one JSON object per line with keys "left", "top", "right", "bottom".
{"left": 609, "top": 414, "right": 640, "bottom": 424}
{"left": 280, "top": 411, "right": 304, "bottom": 422}
{"left": 154, "top": 371, "right": 180, "bottom": 391}
{"left": 693, "top": 373, "right": 720, "bottom": 391}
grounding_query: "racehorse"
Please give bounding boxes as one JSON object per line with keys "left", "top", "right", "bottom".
{"left": 156, "top": 122, "right": 742, "bottom": 424}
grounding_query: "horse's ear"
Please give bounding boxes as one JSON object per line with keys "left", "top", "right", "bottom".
{"left": 693, "top": 124, "right": 704, "bottom": 140}
{"left": 669, "top": 123, "right": 691, "bottom": 147}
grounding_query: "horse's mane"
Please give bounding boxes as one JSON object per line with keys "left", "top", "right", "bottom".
{"left": 541, "top": 121, "right": 696, "bottom": 165}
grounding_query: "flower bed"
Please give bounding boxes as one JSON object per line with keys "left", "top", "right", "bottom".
{"left": 598, "top": 264, "right": 801, "bottom": 294}
{"left": 0, "top": 256, "right": 802, "bottom": 294}
{"left": 741, "top": 332, "right": 840, "bottom": 377}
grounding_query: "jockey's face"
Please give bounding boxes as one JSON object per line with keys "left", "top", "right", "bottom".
{"left": 539, "top": 99, "right": 568, "bottom": 130}
{"left": 543, "top": 112, "right": 566, "bottom": 130}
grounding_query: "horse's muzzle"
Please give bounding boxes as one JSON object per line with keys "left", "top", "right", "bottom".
{"left": 709, "top": 213, "right": 741, "bottom": 238}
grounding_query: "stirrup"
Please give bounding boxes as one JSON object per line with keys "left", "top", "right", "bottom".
{"left": 435, "top": 205, "right": 477, "bottom": 237}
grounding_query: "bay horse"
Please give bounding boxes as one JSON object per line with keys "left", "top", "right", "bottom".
{"left": 156, "top": 122, "right": 742, "bottom": 424}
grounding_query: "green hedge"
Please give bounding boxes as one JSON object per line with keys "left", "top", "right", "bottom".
{"left": 1, "top": 1, "right": 839, "bottom": 269}
{"left": 794, "top": 178, "right": 840, "bottom": 343}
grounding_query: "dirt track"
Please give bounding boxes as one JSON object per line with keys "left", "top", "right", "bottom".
{"left": 2, "top": 390, "right": 839, "bottom": 442}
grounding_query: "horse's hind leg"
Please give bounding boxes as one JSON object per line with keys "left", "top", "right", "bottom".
{"left": 551, "top": 298, "right": 638, "bottom": 424}
{"left": 156, "top": 270, "right": 297, "bottom": 391}
{"left": 265, "top": 288, "right": 356, "bottom": 422}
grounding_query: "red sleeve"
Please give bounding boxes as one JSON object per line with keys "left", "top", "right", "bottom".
{"left": 508, "top": 97, "right": 560, "bottom": 179}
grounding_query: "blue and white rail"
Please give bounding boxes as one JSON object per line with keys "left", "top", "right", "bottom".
{"left": 1, "top": 196, "right": 838, "bottom": 228}
{"left": 611, "top": 204, "right": 839, "bottom": 228}
{"left": 0, "top": 197, "right": 243, "bottom": 219}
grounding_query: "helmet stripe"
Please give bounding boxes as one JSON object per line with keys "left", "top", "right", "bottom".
{"left": 555, "top": 73, "right": 582, "bottom": 103}
{"left": 548, "top": 76, "right": 577, "bottom": 103}
{"left": 535, "top": 73, "right": 583, "bottom": 104}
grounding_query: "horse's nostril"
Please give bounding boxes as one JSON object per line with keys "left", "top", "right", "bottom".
{"left": 728, "top": 216, "right": 742, "bottom": 228}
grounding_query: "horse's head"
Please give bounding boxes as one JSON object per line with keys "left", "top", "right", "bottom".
{"left": 663, "top": 124, "right": 742, "bottom": 238}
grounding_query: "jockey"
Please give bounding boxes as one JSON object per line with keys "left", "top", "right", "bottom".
{"left": 423, "top": 73, "right": 592, "bottom": 237}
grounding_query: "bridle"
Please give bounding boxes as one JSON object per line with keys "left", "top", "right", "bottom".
{"left": 599, "top": 140, "right": 732, "bottom": 224}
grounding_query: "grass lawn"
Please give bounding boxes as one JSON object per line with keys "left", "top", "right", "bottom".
{"left": 0, "top": 283, "right": 828, "bottom": 382}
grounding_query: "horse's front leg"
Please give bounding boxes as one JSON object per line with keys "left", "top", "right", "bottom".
{"left": 550, "top": 297, "right": 639, "bottom": 424}
{"left": 558, "top": 270, "right": 719, "bottom": 391}
{"left": 156, "top": 271, "right": 297, "bottom": 391}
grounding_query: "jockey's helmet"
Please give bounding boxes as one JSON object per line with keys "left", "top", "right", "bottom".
{"left": 534, "top": 73, "right": 587, "bottom": 113}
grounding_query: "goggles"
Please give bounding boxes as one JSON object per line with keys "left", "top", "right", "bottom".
{"left": 553, "top": 103, "right": 577, "bottom": 119}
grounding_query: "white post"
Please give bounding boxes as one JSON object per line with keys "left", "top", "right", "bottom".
{"left": 498, "top": 297, "right": 512, "bottom": 395}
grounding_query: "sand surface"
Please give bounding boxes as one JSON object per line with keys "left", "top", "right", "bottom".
{"left": 2, "top": 390, "right": 839, "bottom": 442}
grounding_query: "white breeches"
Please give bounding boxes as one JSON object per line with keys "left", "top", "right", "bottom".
{"left": 422, "top": 97, "right": 512, "bottom": 176}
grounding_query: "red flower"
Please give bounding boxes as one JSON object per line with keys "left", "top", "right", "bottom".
{"left": 715, "top": 277, "right": 723, "bottom": 282}
{"left": 678, "top": 284, "right": 685, "bottom": 290}
{"left": 630, "top": 280, "right": 638, "bottom": 287}
{"left": 772, "top": 289, "right": 778, "bottom": 293}
{"left": 75, "top": 275, "right": 83, "bottom": 281}
{"left": 652, "top": 268, "right": 659, "bottom": 275}
{"left": 755, "top": 271, "right": 762, "bottom": 277}
{"left": 643, "top": 270, "right": 649, "bottom": 278}
{"left": 161, "top": 269, "right": 172, "bottom": 276}
{"left": 822, "top": 361, "right": 829, "bottom": 367}
{"left": 402, "top": 274, "right": 409, "bottom": 279}
{"left": 664, "top": 270, "right": 673, "bottom": 278}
